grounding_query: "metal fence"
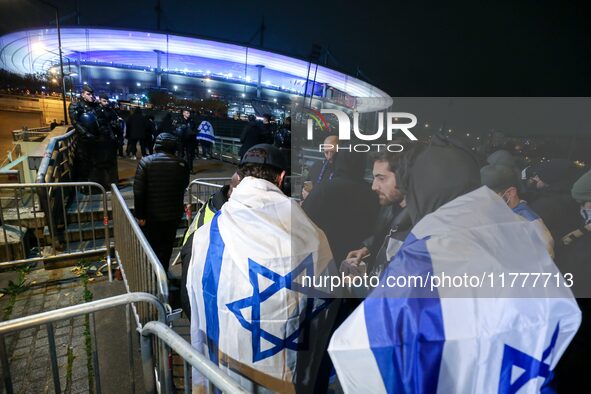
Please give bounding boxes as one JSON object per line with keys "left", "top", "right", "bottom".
{"left": 187, "top": 178, "right": 228, "bottom": 208}
{"left": 36, "top": 127, "right": 77, "bottom": 184}
{"left": 0, "top": 292, "right": 166, "bottom": 394}
{"left": 110, "top": 185, "right": 170, "bottom": 323}
{"left": 0, "top": 182, "right": 111, "bottom": 273}
{"left": 141, "top": 321, "right": 249, "bottom": 394}
{"left": 212, "top": 136, "right": 241, "bottom": 163}
{"left": 11, "top": 126, "right": 52, "bottom": 142}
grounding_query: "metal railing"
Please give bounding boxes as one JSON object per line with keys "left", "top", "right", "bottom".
{"left": 36, "top": 127, "right": 76, "bottom": 184}
{"left": 0, "top": 182, "right": 110, "bottom": 274}
{"left": 187, "top": 178, "right": 228, "bottom": 208}
{"left": 11, "top": 126, "right": 52, "bottom": 142}
{"left": 111, "top": 184, "right": 170, "bottom": 323}
{"left": 0, "top": 292, "right": 166, "bottom": 394}
{"left": 141, "top": 321, "right": 249, "bottom": 394}
{"left": 212, "top": 136, "right": 241, "bottom": 163}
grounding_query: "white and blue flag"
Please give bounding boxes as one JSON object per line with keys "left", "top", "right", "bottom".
{"left": 328, "top": 187, "right": 581, "bottom": 394}
{"left": 187, "top": 176, "right": 335, "bottom": 392}
{"left": 512, "top": 201, "right": 555, "bottom": 258}
{"left": 197, "top": 120, "right": 215, "bottom": 143}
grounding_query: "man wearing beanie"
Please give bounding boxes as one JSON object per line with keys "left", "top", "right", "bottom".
{"left": 554, "top": 169, "right": 591, "bottom": 392}
{"left": 133, "top": 132, "right": 190, "bottom": 273}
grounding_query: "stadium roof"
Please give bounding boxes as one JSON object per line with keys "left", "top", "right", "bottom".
{"left": 0, "top": 27, "right": 392, "bottom": 111}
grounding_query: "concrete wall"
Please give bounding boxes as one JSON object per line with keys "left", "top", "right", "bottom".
{"left": 0, "top": 96, "right": 69, "bottom": 155}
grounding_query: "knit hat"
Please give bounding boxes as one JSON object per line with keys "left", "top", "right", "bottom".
{"left": 481, "top": 164, "right": 519, "bottom": 192}
{"left": 154, "top": 133, "right": 177, "bottom": 153}
{"left": 487, "top": 150, "right": 516, "bottom": 167}
{"left": 571, "top": 170, "right": 591, "bottom": 202}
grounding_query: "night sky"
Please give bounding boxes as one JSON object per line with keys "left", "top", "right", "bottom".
{"left": 1, "top": 0, "right": 590, "bottom": 96}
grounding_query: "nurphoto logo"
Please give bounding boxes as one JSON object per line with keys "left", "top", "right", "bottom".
{"left": 306, "top": 109, "right": 418, "bottom": 152}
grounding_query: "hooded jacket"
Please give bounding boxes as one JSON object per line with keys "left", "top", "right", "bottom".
{"left": 397, "top": 134, "right": 481, "bottom": 225}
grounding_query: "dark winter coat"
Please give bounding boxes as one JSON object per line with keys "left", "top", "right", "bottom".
{"left": 239, "top": 121, "right": 263, "bottom": 158}
{"left": 302, "top": 152, "right": 379, "bottom": 263}
{"left": 126, "top": 111, "right": 148, "bottom": 140}
{"left": 133, "top": 152, "right": 190, "bottom": 222}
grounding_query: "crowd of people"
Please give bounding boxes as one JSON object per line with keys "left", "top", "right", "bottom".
{"left": 181, "top": 131, "right": 588, "bottom": 393}
{"left": 68, "top": 85, "right": 590, "bottom": 392}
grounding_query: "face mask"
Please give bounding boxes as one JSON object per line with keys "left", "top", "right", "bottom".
{"left": 581, "top": 207, "right": 591, "bottom": 225}
{"left": 499, "top": 190, "right": 511, "bottom": 206}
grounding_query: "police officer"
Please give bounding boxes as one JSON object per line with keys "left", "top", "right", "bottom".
{"left": 95, "top": 94, "right": 122, "bottom": 187}
{"left": 69, "top": 85, "right": 99, "bottom": 184}
{"left": 174, "top": 108, "right": 197, "bottom": 173}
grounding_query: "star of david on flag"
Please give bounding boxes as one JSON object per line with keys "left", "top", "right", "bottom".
{"left": 498, "top": 324, "right": 559, "bottom": 394}
{"left": 226, "top": 253, "right": 331, "bottom": 362}
{"left": 200, "top": 122, "right": 211, "bottom": 132}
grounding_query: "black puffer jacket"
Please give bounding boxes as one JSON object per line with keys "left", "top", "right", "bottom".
{"left": 133, "top": 152, "right": 190, "bottom": 222}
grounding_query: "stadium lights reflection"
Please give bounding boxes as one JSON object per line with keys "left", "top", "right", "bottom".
{"left": 1, "top": 27, "right": 392, "bottom": 111}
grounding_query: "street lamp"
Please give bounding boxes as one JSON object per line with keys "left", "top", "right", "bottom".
{"left": 32, "top": 0, "right": 68, "bottom": 124}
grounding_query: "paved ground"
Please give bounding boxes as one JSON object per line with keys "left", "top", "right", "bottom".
{"left": 0, "top": 265, "right": 144, "bottom": 394}
{"left": 0, "top": 156, "right": 238, "bottom": 394}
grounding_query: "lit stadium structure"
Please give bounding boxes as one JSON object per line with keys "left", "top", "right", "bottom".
{"left": 0, "top": 27, "right": 392, "bottom": 113}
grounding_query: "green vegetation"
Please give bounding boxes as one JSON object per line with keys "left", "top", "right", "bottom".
{"left": 0, "top": 265, "right": 32, "bottom": 320}
{"left": 64, "top": 346, "right": 75, "bottom": 394}
{"left": 76, "top": 259, "right": 95, "bottom": 394}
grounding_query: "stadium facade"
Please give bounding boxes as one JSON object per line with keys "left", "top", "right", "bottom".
{"left": 0, "top": 27, "right": 392, "bottom": 117}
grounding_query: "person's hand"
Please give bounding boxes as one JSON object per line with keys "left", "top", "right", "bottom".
{"left": 301, "top": 187, "right": 310, "bottom": 200}
{"left": 137, "top": 218, "right": 146, "bottom": 227}
{"left": 340, "top": 259, "right": 367, "bottom": 278}
{"left": 346, "top": 246, "right": 369, "bottom": 261}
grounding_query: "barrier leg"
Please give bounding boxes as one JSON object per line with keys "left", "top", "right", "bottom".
{"left": 140, "top": 333, "right": 156, "bottom": 394}
{"left": 0, "top": 334, "right": 13, "bottom": 394}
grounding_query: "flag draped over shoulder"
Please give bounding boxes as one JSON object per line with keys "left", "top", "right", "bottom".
{"left": 328, "top": 187, "right": 581, "bottom": 394}
{"left": 187, "top": 177, "right": 335, "bottom": 392}
{"left": 197, "top": 121, "right": 215, "bottom": 143}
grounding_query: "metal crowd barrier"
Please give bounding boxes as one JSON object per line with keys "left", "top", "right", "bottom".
{"left": 36, "top": 127, "right": 76, "bottom": 184}
{"left": 187, "top": 178, "right": 228, "bottom": 208}
{"left": 212, "top": 136, "right": 241, "bottom": 164}
{"left": 141, "top": 322, "right": 249, "bottom": 394}
{"left": 110, "top": 185, "right": 170, "bottom": 322}
{"left": 186, "top": 174, "right": 305, "bottom": 211}
{"left": 0, "top": 182, "right": 111, "bottom": 274}
{"left": 0, "top": 292, "right": 166, "bottom": 394}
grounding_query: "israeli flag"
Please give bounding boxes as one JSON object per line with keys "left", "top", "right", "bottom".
{"left": 512, "top": 201, "right": 554, "bottom": 258}
{"left": 197, "top": 120, "right": 216, "bottom": 143}
{"left": 187, "top": 177, "right": 335, "bottom": 391}
{"left": 328, "top": 187, "right": 581, "bottom": 394}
